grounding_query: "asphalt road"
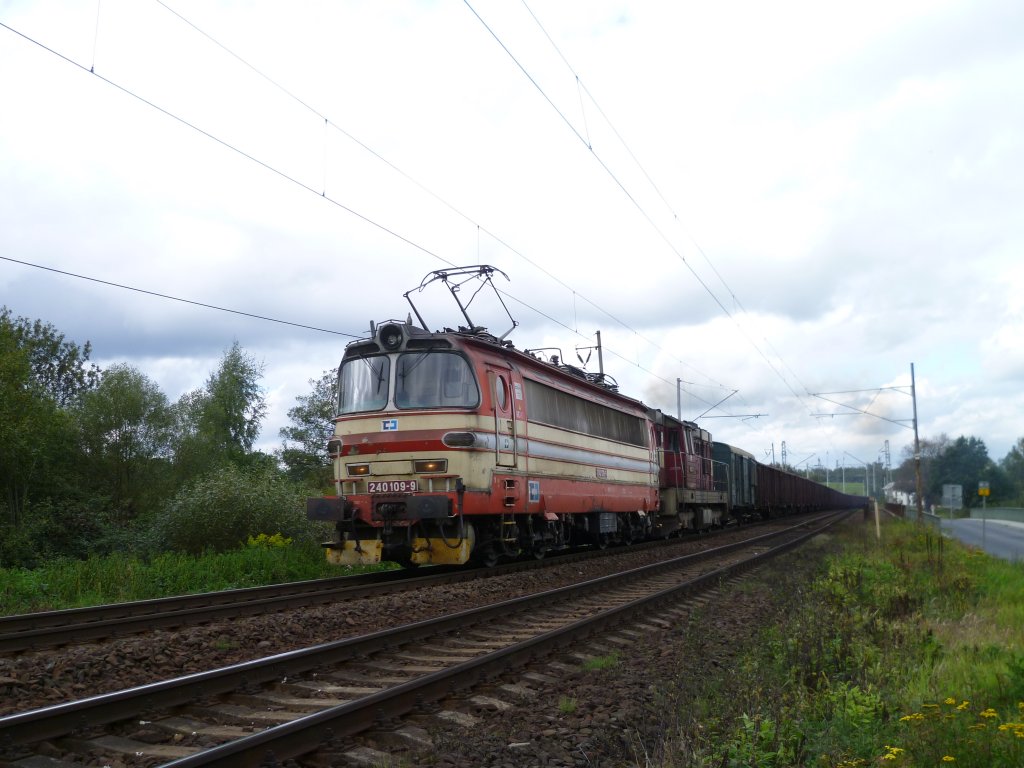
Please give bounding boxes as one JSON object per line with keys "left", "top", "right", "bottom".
{"left": 939, "top": 518, "right": 1024, "bottom": 561}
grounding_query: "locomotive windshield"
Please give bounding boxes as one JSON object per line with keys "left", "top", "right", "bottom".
{"left": 339, "top": 356, "right": 390, "bottom": 414}
{"left": 396, "top": 352, "right": 479, "bottom": 409}
{"left": 338, "top": 352, "right": 479, "bottom": 413}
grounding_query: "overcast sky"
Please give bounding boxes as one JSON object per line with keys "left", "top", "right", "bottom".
{"left": 2, "top": 0, "right": 1022, "bottom": 478}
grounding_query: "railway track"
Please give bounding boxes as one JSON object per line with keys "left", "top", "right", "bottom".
{"left": 0, "top": 517, "right": 790, "bottom": 655}
{"left": 0, "top": 510, "right": 850, "bottom": 767}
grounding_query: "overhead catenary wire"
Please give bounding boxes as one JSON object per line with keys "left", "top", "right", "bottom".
{"left": 1, "top": 250, "right": 730, "bottom": 411}
{"left": 0, "top": 8, "right": 907, "bottom": 463}
{"left": 146, "top": 0, "right": 738, "bottom": 398}
{"left": 0, "top": 256, "right": 362, "bottom": 338}
{"left": 481, "top": 1, "right": 823, "bottom": 423}
{"left": 521, "top": 0, "right": 748, "bottom": 316}
{"left": 0, "top": 17, "right": 729, "bottom": 410}
{"left": 0, "top": 9, "right": 741, "bottom": 413}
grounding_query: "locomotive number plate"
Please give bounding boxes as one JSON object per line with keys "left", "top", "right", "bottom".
{"left": 368, "top": 480, "right": 417, "bottom": 494}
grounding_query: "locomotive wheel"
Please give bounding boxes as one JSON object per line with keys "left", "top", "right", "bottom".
{"left": 476, "top": 545, "right": 500, "bottom": 568}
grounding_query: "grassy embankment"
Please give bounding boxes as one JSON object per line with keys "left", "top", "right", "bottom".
{"left": 670, "top": 517, "right": 1024, "bottom": 767}
{"left": 0, "top": 534, "right": 389, "bottom": 615}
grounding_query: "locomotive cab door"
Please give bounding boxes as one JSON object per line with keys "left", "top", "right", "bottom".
{"left": 487, "top": 368, "right": 517, "bottom": 468}
{"left": 683, "top": 427, "right": 700, "bottom": 489}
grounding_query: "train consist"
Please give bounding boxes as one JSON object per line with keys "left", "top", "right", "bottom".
{"left": 307, "top": 266, "right": 867, "bottom": 567}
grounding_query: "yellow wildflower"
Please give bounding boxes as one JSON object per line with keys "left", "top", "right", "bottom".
{"left": 980, "top": 708, "right": 998, "bottom": 719}
{"left": 956, "top": 701, "right": 970, "bottom": 711}
{"left": 899, "top": 712, "right": 926, "bottom": 723}
{"left": 942, "top": 757, "right": 955, "bottom": 762}
{"left": 878, "top": 745, "right": 906, "bottom": 762}
{"left": 944, "top": 697, "right": 956, "bottom": 705}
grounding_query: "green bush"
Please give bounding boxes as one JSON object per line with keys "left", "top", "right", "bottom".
{"left": 0, "top": 521, "right": 39, "bottom": 570}
{"left": 148, "top": 464, "right": 318, "bottom": 554}
{"left": 0, "top": 496, "right": 121, "bottom": 568}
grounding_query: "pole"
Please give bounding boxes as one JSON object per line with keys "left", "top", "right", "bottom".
{"left": 911, "top": 363, "right": 924, "bottom": 521}
{"left": 982, "top": 493, "right": 986, "bottom": 548}
{"left": 595, "top": 331, "right": 605, "bottom": 378}
{"left": 676, "top": 378, "right": 681, "bottom": 421}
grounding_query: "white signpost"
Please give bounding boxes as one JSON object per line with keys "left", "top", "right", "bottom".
{"left": 942, "top": 484, "right": 963, "bottom": 520}
{"left": 979, "top": 481, "right": 989, "bottom": 546}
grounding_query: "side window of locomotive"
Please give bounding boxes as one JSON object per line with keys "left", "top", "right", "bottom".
{"left": 339, "top": 356, "right": 390, "bottom": 414}
{"left": 523, "top": 379, "right": 648, "bottom": 447}
{"left": 495, "top": 375, "right": 509, "bottom": 411}
{"left": 395, "top": 352, "right": 480, "bottom": 409}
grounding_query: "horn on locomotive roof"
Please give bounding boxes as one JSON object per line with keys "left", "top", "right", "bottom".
{"left": 403, "top": 264, "right": 519, "bottom": 341}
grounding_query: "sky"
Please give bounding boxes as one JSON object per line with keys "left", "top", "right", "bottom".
{"left": 2, "top": 0, "right": 1022, "bottom": 481}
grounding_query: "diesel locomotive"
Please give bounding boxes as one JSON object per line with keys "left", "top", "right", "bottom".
{"left": 307, "top": 266, "right": 867, "bottom": 567}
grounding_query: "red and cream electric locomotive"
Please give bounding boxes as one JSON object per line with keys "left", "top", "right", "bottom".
{"left": 307, "top": 266, "right": 660, "bottom": 566}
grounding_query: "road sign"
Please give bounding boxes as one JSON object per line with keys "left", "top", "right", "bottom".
{"left": 979, "top": 481, "right": 990, "bottom": 497}
{"left": 942, "top": 484, "right": 963, "bottom": 509}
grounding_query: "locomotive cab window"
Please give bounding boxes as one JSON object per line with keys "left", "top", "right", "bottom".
{"left": 495, "top": 375, "right": 509, "bottom": 411}
{"left": 667, "top": 430, "right": 680, "bottom": 452}
{"left": 339, "top": 356, "right": 390, "bottom": 414}
{"left": 396, "top": 352, "right": 480, "bottom": 409}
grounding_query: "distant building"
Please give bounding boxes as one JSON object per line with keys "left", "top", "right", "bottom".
{"left": 884, "top": 482, "right": 914, "bottom": 506}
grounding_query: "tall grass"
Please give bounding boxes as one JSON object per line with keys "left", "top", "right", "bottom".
{"left": 665, "top": 519, "right": 1024, "bottom": 767}
{"left": 0, "top": 537, "right": 389, "bottom": 615}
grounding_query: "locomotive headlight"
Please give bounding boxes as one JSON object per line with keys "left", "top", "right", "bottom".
{"left": 442, "top": 431, "right": 476, "bottom": 448}
{"left": 379, "top": 323, "right": 404, "bottom": 350}
{"left": 414, "top": 459, "right": 447, "bottom": 473}
{"left": 327, "top": 438, "right": 343, "bottom": 458}
{"left": 347, "top": 463, "right": 370, "bottom": 476}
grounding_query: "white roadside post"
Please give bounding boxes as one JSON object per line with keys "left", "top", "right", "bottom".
{"left": 979, "top": 481, "right": 990, "bottom": 548}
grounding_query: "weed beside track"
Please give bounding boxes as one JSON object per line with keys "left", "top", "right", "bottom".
{"left": 660, "top": 519, "right": 1024, "bottom": 767}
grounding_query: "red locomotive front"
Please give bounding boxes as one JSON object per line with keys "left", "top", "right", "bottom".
{"left": 650, "top": 411, "right": 729, "bottom": 533}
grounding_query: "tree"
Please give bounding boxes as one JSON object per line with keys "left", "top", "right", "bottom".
{"left": 77, "top": 364, "right": 173, "bottom": 520}
{"left": 171, "top": 341, "right": 267, "bottom": 476}
{"left": 202, "top": 341, "right": 267, "bottom": 457}
{"left": 999, "top": 437, "right": 1024, "bottom": 505}
{"left": 0, "top": 318, "right": 91, "bottom": 566}
{"left": 278, "top": 369, "right": 336, "bottom": 487}
{"left": 0, "top": 320, "right": 74, "bottom": 527}
{"left": 0, "top": 306, "right": 99, "bottom": 406}
{"left": 894, "top": 434, "right": 950, "bottom": 506}
{"left": 929, "top": 435, "right": 996, "bottom": 508}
